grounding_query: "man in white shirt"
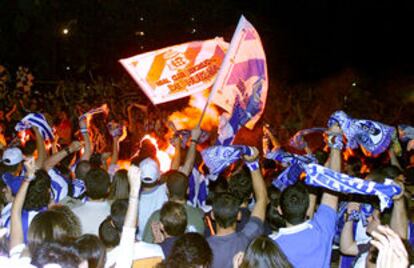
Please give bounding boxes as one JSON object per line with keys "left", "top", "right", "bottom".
{"left": 72, "top": 168, "right": 111, "bottom": 235}
{"left": 137, "top": 157, "right": 168, "bottom": 239}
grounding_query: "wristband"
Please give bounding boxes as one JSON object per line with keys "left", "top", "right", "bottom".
{"left": 246, "top": 161, "right": 260, "bottom": 171}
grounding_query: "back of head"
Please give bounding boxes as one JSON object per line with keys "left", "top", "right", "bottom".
{"left": 49, "top": 205, "right": 82, "bottom": 238}
{"left": 23, "top": 169, "right": 51, "bottom": 211}
{"left": 228, "top": 170, "right": 253, "bottom": 204}
{"left": 165, "top": 170, "right": 188, "bottom": 201}
{"left": 212, "top": 192, "right": 241, "bottom": 229}
{"left": 240, "top": 236, "right": 293, "bottom": 268}
{"left": 75, "top": 160, "right": 91, "bottom": 180}
{"left": 84, "top": 168, "right": 110, "bottom": 199}
{"left": 164, "top": 232, "right": 212, "bottom": 268}
{"left": 160, "top": 201, "right": 187, "bottom": 237}
{"left": 99, "top": 199, "right": 128, "bottom": 248}
{"left": 280, "top": 183, "right": 309, "bottom": 225}
{"left": 76, "top": 234, "right": 106, "bottom": 268}
{"left": 28, "top": 209, "right": 78, "bottom": 255}
{"left": 31, "top": 241, "right": 82, "bottom": 268}
{"left": 110, "top": 199, "right": 128, "bottom": 229}
{"left": 109, "top": 169, "right": 129, "bottom": 200}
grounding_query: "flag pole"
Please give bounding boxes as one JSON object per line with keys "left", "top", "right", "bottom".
{"left": 196, "top": 88, "right": 215, "bottom": 128}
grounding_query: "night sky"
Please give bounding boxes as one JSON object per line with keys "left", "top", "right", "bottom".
{"left": 1, "top": 0, "right": 414, "bottom": 84}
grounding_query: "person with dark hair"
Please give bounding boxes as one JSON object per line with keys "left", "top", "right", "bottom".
{"left": 207, "top": 147, "right": 268, "bottom": 268}
{"left": 271, "top": 124, "right": 342, "bottom": 268}
{"left": 143, "top": 170, "right": 205, "bottom": 243}
{"left": 73, "top": 160, "right": 92, "bottom": 199}
{"left": 228, "top": 170, "right": 253, "bottom": 232}
{"left": 233, "top": 236, "right": 293, "bottom": 268}
{"left": 266, "top": 187, "right": 286, "bottom": 236}
{"left": 159, "top": 232, "right": 212, "bottom": 268}
{"left": 72, "top": 168, "right": 111, "bottom": 235}
{"left": 76, "top": 234, "right": 107, "bottom": 268}
{"left": 31, "top": 241, "right": 87, "bottom": 268}
{"left": 156, "top": 201, "right": 187, "bottom": 258}
{"left": 108, "top": 169, "right": 129, "bottom": 201}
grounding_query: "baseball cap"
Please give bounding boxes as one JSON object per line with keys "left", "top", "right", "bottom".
{"left": 2, "top": 147, "right": 23, "bottom": 166}
{"left": 139, "top": 158, "right": 160, "bottom": 184}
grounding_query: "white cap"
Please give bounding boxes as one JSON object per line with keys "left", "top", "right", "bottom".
{"left": 2, "top": 147, "right": 23, "bottom": 166}
{"left": 139, "top": 158, "right": 160, "bottom": 183}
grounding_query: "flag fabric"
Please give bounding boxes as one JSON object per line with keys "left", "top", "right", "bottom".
{"left": 201, "top": 145, "right": 252, "bottom": 176}
{"left": 15, "top": 113, "right": 54, "bottom": 141}
{"left": 304, "top": 163, "right": 401, "bottom": 211}
{"left": 171, "top": 129, "right": 210, "bottom": 148}
{"left": 120, "top": 38, "right": 228, "bottom": 105}
{"left": 398, "top": 124, "right": 414, "bottom": 142}
{"left": 328, "top": 111, "right": 395, "bottom": 155}
{"left": 210, "top": 15, "right": 268, "bottom": 130}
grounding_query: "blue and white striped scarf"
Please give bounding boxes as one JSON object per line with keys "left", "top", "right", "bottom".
{"left": 15, "top": 113, "right": 54, "bottom": 141}
{"left": 398, "top": 125, "right": 414, "bottom": 142}
{"left": 265, "top": 149, "right": 317, "bottom": 191}
{"left": 201, "top": 145, "right": 252, "bottom": 176}
{"left": 304, "top": 163, "right": 401, "bottom": 211}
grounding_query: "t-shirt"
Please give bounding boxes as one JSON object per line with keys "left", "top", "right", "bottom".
{"left": 273, "top": 204, "right": 336, "bottom": 268}
{"left": 142, "top": 203, "right": 205, "bottom": 243}
{"left": 207, "top": 216, "right": 264, "bottom": 268}
{"left": 137, "top": 184, "right": 168, "bottom": 239}
{"left": 158, "top": 236, "right": 178, "bottom": 258}
{"left": 71, "top": 200, "right": 110, "bottom": 235}
{"left": 105, "top": 241, "right": 164, "bottom": 268}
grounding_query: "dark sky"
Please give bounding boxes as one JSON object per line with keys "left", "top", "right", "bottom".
{"left": 1, "top": 0, "right": 414, "bottom": 83}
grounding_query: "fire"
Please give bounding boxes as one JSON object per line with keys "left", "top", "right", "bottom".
{"left": 343, "top": 148, "right": 355, "bottom": 161}
{"left": 18, "top": 130, "right": 31, "bottom": 146}
{"left": 168, "top": 89, "right": 220, "bottom": 133}
{"left": 141, "top": 134, "right": 174, "bottom": 172}
{"left": 117, "top": 160, "right": 131, "bottom": 170}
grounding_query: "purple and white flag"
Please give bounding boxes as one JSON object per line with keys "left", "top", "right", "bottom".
{"left": 328, "top": 111, "right": 395, "bottom": 155}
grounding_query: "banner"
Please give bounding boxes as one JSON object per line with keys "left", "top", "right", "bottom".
{"left": 119, "top": 38, "right": 228, "bottom": 105}
{"left": 210, "top": 16, "right": 268, "bottom": 129}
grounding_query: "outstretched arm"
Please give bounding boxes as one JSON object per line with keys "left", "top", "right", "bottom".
{"left": 43, "top": 141, "right": 82, "bottom": 171}
{"left": 245, "top": 147, "right": 268, "bottom": 221}
{"left": 180, "top": 126, "right": 202, "bottom": 176}
{"left": 79, "top": 117, "right": 92, "bottom": 161}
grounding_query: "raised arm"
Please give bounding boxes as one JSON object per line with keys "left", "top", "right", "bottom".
{"left": 390, "top": 178, "right": 408, "bottom": 239}
{"left": 339, "top": 202, "right": 360, "bottom": 256}
{"left": 180, "top": 126, "right": 202, "bottom": 176}
{"left": 79, "top": 117, "right": 92, "bottom": 161}
{"left": 115, "top": 165, "right": 141, "bottom": 268}
{"left": 170, "top": 135, "right": 181, "bottom": 170}
{"left": 33, "top": 126, "right": 47, "bottom": 168}
{"left": 263, "top": 125, "right": 281, "bottom": 151}
{"left": 43, "top": 141, "right": 82, "bottom": 171}
{"left": 9, "top": 158, "right": 36, "bottom": 250}
{"left": 320, "top": 125, "right": 341, "bottom": 210}
{"left": 244, "top": 147, "right": 268, "bottom": 221}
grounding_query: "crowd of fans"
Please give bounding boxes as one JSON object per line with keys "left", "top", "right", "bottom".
{"left": 0, "top": 67, "right": 413, "bottom": 268}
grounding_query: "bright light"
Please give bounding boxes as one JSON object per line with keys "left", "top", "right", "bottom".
{"left": 66, "top": 66, "right": 70, "bottom": 71}
{"left": 140, "top": 17, "right": 144, "bottom": 21}
{"left": 62, "top": 28, "right": 69, "bottom": 35}
{"left": 190, "top": 17, "right": 195, "bottom": 21}
{"left": 352, "top": 82, "right": 357, "bottom": 87}
{"left": 191, "top": 28, "right": 196, "bottom": 34}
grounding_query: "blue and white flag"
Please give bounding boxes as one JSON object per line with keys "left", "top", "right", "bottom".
{"left": 328, "top": 111, "right": 394, "bottom": 155}
{"left": 15, "top": 113, "right": 54, "bottom": 141}
{"left": 289, "top": 127, "right": 326, "bottom": 150}
{"left": 216, "top": 77, "right": 264, "bottom": 146}
{"left": 201, "top": 145, "right": 252, "bottom": 176}
{"left": 304, "top": 163, "right": 401, "bottom": 211}
{"left": 211, "top": 15, "right": 268, "bottom": 130}
{"left": 266, "top": 148, "right": 317, "bottom": 166}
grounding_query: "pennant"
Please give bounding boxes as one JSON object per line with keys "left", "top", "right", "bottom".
{"left": 210, "top": 15, "right": 268, "bottom": 129}
{"left": 328, "top": 111, "right": 395, "bottom": 155}
{"left": 304, "top": 163, "right": 401, "bottom": 211}
{"left": 201, "top": 145, "right": 252, "bottom": 176}
{"left": 120, "top": 38, "right": 228, "bottom": 105}
{"left": 15, "top": 113, "right": 54, "bottom": 141}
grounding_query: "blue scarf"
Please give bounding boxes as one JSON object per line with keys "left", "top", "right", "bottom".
{"left": 328, "top": 111, "right": 394, "bottom": 155}
{"left": 289, "top": 127, "right": 326, "bottom": 150}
